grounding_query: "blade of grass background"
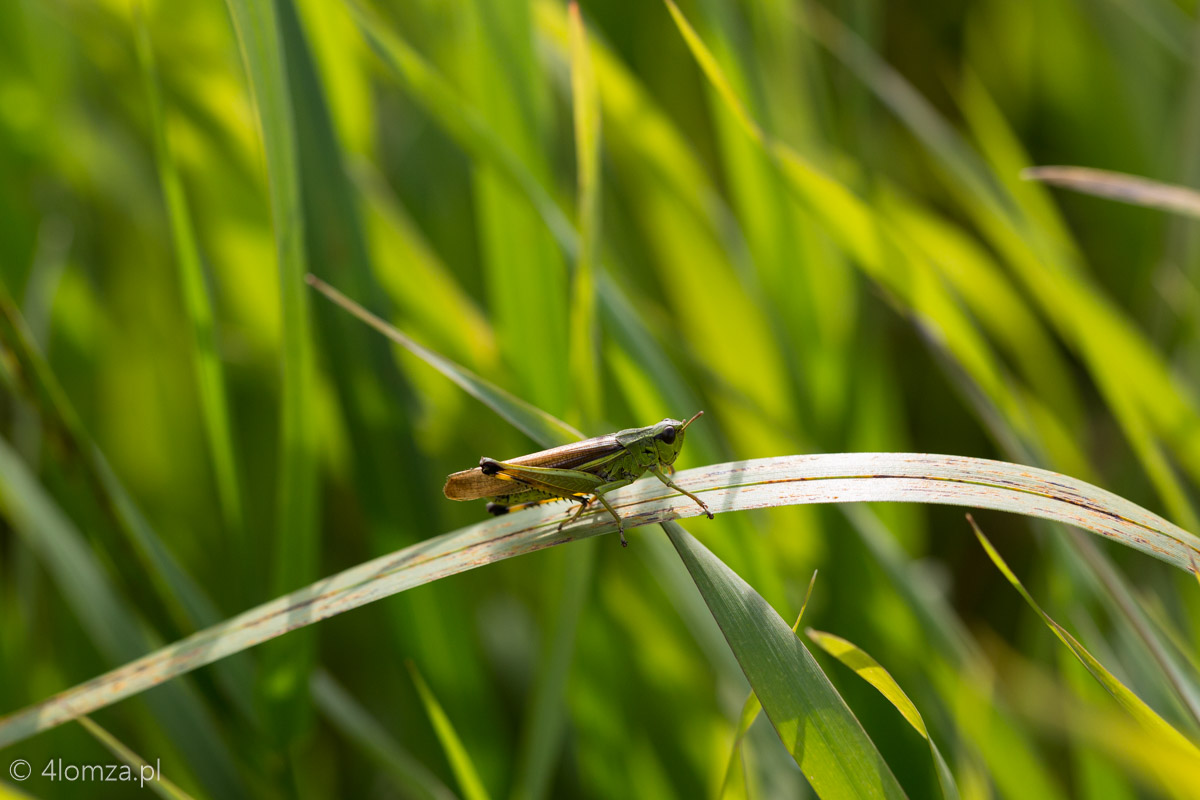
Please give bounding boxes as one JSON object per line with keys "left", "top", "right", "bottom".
{"left": 801, "top": 2, "right": 1200, "bottom": 531}
{"left": 839, "top": 504, "right": 1067, "bottom": 800}
{"left": 566, "top": 1, "right": 601, "bottom": 427}
{"left": 509, "top": 10, "right": 602, "bottom": 798}
{"left": 353, "top": 163, "right": 498, "bottom": 368}
{"left": 660, "top": 0, "right": 1048, "bottom": 464}
{"left": 664, "top": 520, "right": 908, "bottom": 799}
{"left": 12, "top": 216, "right": 70, "bottom": 464}
{"left": 281, "top": 0, "right": 511, "bottom": 781}
{"left": 222, "top": 0, "right": 319, "bottom": 743}
{"left": 992, "top": 636, "right": 1200, "bottom": 795}
{"left": 664, "top": 0, "right": 1200, "bottom": 746}
{"left": 1022, "top": 166, "right": 1200, "bottom": 218}
{"left": 78, "top": 716, "right": 194, "bottom": 800}
{"left": 0, "top": 282, "right": 256, "bottom": 716}
{"left": 807, "top": 629, "right": 960, "bottom": 800}
{"left": 0, "top": 436, "right": 247, "bottom": 798}
{"left": 407, "top": 662, "right": 492, "bottom": 800}
{"left": 311, "top": 671, "right": 457, "bottom": 800}
{"left": 719, "top": 575, "right": 817, "bottom": 800}
{"left": 942, "top": 68, "right": 1200, "bottom": 729}
{"left": 5, "top": 452, "right": 1200, "bottom": 747}
{"left": 969, "top": 516, "right": 1200, "bottom": 753}
{"left": 460, "top": 0, "right": 568, "bottom": 416}
{"left": 346, "top": 0, "right": 578, "bottom": 256}
{"left": 682, "top": 0, "right": 851, "bottom": 436}
{"left": 306, "top": 275, "right": 583, "bottom": 447}
{"left": 132, "top": 4, "right": 244, "bottom": 549}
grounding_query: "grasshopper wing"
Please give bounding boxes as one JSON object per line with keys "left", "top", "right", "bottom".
{"left": 443, "top": 435, "right": 622, "bottom": 501}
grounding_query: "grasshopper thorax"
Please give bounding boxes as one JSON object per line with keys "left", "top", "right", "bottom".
{"left": 615, "top": 411, "right": 703, "bottom": 469}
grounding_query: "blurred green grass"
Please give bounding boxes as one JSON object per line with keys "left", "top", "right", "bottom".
{"left": 3, "top": 0, "right": 1200, "bottom": 796}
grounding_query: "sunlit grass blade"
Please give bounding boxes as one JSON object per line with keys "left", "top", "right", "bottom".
{"left": 407, "top": 662, "right": 491, "bottom": 800}
{"left": 807, "top": 629, "right": 960, "bottom": 800}
{"left": 797, "top": 0, "right": 1200, "bottom": 529}
{"left": 4, "top": 452, "right": 1199, "bottom": 747}
{"left": 993, "top": 633, "right": 1200, "bottom": 795}
{"left": 660, "top": 0, "right": 1036, "bottom": 458}
{"left": 662, "top": 0, "right": 763, "bottom": 145}
{"left": 567, "top": 1, "right": 602, "bottom": 426}
{"left": 968, "top": 515, "right": 1200, "bottom": 753}
{"left": 222, "top": 0, "right": 318, "bottom": 740}
{"left": 1022, "top": 166, "right": 1200, "bottom": 218}
{"left": 665, "top": 521, "right": 907, "bottom": 798}
{"left": 132, "top": 4, "right": 244, "bottom": 544}
{"left": 311, "top": 671, "right": 456, "bottom": 800}
{"left": 1065, "top": 532, "right": 1200, "bottom": 730}
{"left": 719, "top": 573, "right": 817, "bottom": 800}
{"left": 78, "top": 716, "right": 194, "bottom": 800}
{"left": 305, "top": 275, "right": 583, "bottom": 448}
{"left": 0, "top": 437, "right": 247, "bottom": 797}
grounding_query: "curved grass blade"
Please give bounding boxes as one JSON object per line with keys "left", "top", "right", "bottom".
{"left": 665, "top": 521, "right": 907, "bottom": 799}
{"left": 407, "top": 662, "right": 491, "bottom": 800}
{"left": 968, "top": 516, "right": 1200, "bottom": 754}
{"left": 222, "top": 0, "right": 318, "bottom": 739}
{"left": 78, "top": 717, "right": 193, "bottom": 800}
{"left": 806, "top": 629, "right": 960, "bottom": 800}
{"left": 3, "top": 452, "right": 1198, "bottom": 747}
{"left": 1022, "top": 166, "right": 1200, "bottom": 219}
{"left": 133, "top": 5, "right": 244, "bottom": 542}
{"left": 305, "top": 275, "right": 583, "bottom": 448}
{"left": 312, "top": 671, "right": 456, "bottom": 800}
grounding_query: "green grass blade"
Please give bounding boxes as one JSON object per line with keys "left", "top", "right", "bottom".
{"left": 346, "top": 0, "right": 577, "bottom": 258}
{"left": 132, "top": 5, "right": 244, "bottom": 543}
{"left": 807, "top": 629, "right": 961, "bottom": 800}
{"left": 354, "top": 163, "right": 498, "bottom": 369}
{"left": 662, "top": 0, "right": 763, "bottom": 145}
{"left": 0, "top": 437, "right": 248, "bottom": 798}
{"left": 311, "top": 671, "right": 457, "bottom": 800}
{"left": 407, "top": 661, "right": 492, "bottom": 800}
{"left": 969, "top": 516, "right": 1200, "bottom": 754}
{"left": 1022, "top": 166, "right": 1200, "bottom": 218}
{"left": 566, "top": 1, "right": 601, "bottom": 426}
{"left": 719, "top": 574, "right": 816, "bottom": 800}
{"left": 306, "top": 275, "right": 583, "bottom": 448}
{"left": 664, "top": 521, "right": 907, "bottom": 799}
{"left": 4, "top": 452, "right": 1198, "bottom": 747}
{"left": 511, "top": 542, "right": 596, "bottom": 800}
{"left": 222, "top": 0, "right": 319, "bottom": 739}
{"left": 461, "top": 0, "right": 568, "bottom": 414}
{"left": 0, "top": 281, "right": 256, "bottom": 715}
{"left": 78, "top": 716, "right": 195, "bottom": 800}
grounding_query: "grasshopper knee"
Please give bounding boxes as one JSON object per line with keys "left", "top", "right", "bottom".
{"left": 485, "top": 502, "right": 509, "bottom": 516}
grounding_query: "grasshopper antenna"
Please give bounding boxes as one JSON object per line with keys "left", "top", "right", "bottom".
{"left": 682, "top": 410, "right": 704, "bottom": 430}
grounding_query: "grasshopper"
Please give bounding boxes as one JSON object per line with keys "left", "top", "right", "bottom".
{"left": 443, "top": 412, "right": 714, "bottom": 546}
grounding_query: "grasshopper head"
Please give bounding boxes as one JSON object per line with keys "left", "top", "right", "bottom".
{"left": 651, "top": 411, "right": 704, "bottom": 465}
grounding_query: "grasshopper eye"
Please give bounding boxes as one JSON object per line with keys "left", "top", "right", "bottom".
{"left": 657, "top": 426, "right": 677, "bottom": 444}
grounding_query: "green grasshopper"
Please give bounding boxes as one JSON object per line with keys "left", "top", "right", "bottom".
{"left": 443, "top": 412, "right": 714, "bottom": 546}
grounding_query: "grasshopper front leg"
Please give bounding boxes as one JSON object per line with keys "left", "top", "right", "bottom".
{"left": 649, "top": 467, "right": 713, "bottom": 519}
{"left": 581, "top": 478, "right": 636, "bottom": 546}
